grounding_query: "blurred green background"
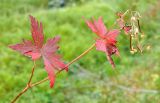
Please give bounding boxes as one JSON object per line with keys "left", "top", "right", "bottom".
{"left": 0, "top": 0, "right": 160, "bottom": 103}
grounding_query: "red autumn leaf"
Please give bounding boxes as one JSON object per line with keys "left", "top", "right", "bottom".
{"left": 9, "top": 15, "right": 68, "bottom": 87}
{"left": 85, "top": 17, "right": 107, "bottom": 38}
{"left": 85, "top": 17, "right": 120, "bottom": 68}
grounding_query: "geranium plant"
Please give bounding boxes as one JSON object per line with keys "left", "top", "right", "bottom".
{"left": 9, "top": 10, "right": 145, "bottom": 103}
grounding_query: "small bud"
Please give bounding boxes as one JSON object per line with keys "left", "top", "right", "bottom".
{"left": 130, "top": 50, "right": 135, "bottom": 54}
{"left": 146, "top": 45, "right": 151, "bottom": 50}
{"left": 135, "top": 28, "right": 139, "bottom": 34}
{"left": 140, "top": 34, "right": 145, "bottom": 38}
{"left": 131, "top": 16, "right": 136, "bottom": 21}
{"left": 132, "top": 36, "right": 136, "bottom": 39}
{"left": 130, "top": 29, "right": 133, "bottom": 33}
{"left": 131, "top": 34, "right": 134, "bottom": 37}
{"left": 133, "top": 49, "right": 137, "bottom": 52}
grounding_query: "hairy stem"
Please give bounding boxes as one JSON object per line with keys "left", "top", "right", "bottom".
{"left": 32, "top": 43, "right": 96, "bottom": 87}
{"left": 11, "top": 61, "right": 36, "bottom": 103}
{"left": 11, "top": 86, "right": 29, "bottom": 103}
{"left": 28, "top": 61, "right": 36, "bottom": 85}
{"left": 67, "top": 43, "right": 96, "bottom": 66}
{"left": 11, "top": 43, "right": 95, "bottom": 103}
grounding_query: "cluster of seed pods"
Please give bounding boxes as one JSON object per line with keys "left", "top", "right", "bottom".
{"left": 117, "top": 10, "right": 146, "bottom": 54}
{"left": 130, "top": 11, "right": 144, "bottom": 53}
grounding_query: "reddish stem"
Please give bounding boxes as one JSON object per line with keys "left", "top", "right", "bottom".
{"left": 11, "top": 86, "right": 29, "bottom": 103}
{"left": 11, "top": 43, "right": 95, "bottom": 103}
{"left": 11, "top": 61, "right": 36, "bottom": 103}
{"left": 31, "top": 43, "right": 96, "bottom": 87}
{"left": 28, "top": 61, "right": 36, "bottom": 85}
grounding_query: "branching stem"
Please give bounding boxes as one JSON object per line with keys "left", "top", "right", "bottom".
{"left": 11, "top": 43, "right": 95, "bottom": 103}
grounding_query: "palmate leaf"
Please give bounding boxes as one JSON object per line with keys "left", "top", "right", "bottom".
{"left": 85, "top": 17, "right": 120, "bottom": 68}
{"left": 9, "top": 15, "right": 68, "bottom": 87}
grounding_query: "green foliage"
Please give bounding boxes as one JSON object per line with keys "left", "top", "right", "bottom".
{"left": 0, "top": 0, "right": 160, "bottom": 103}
